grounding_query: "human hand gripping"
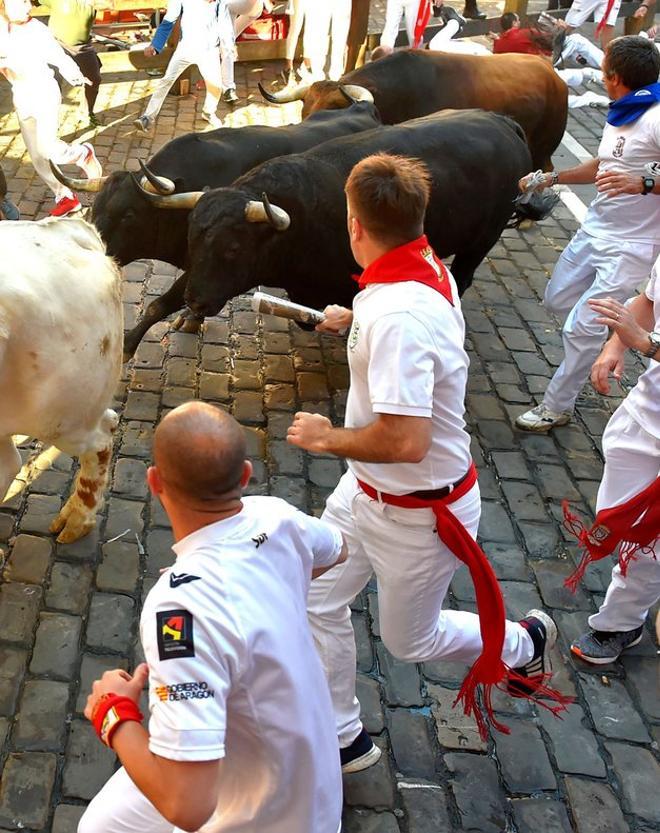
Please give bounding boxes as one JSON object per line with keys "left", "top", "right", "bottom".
{"left": 316, "top": 304, "right": 353, "bottom": 335}
{"left": 84, "top": 663, "right": 149, "bottom": 721}
{"left": 144, "top": 45, "right": 157, "bottom": 57}
{"left": 287, "top": 412, "right": 333, "bottom": 453}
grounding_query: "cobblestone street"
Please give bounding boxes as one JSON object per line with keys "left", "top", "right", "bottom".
{"left": 0, "top": 14, "right": 659, "bottom": 833}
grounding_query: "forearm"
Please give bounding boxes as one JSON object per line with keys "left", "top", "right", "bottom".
{"left": 320, "top": 420, "right": 422, "bottom": 463}
{"left": 112, "top": 723, "right": 182, "bottom": 821}
{"left": 555, "top": 158, "right": 600, "bottom": 185}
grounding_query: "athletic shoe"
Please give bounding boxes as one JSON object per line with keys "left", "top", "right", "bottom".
{"left": 0, "top": 197, "right": 20, "bottom": 220}
{"left": 49, "top": 196, "right": 82, "bottom": 217}
{"left": 340, "top": 728, "right": 381, "bottom": 774}
{"left": 80, "top": 142, "right": 102, "bottom": 179}
{"left": 583, "top": 68, "right": 604, "bottom": 85}
{"left": 571, "top": 626, "right": 643, "bottom": 665}
{"left": 508, "top": 609, "right": 557, "bottom": 697}
{"left": 133, "top": 114, "right": 153, "bottom": 133}
{"left": 440, "top": 5, "right": 467, "bottom": 29}
{"left": 88, "top": 112, "right": 102, "bottom": 128}
{"left": 222, "top": 88, "right": 239, "bottom": 104}
{"left": 201, "top": 111, "right": 223, "bottom": 128}
{"left": 515, "top": 404, "right": 572, "bottom": 433}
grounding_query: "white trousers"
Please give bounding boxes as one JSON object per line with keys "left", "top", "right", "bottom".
{"left": 303, "top": 0, "right": 351, "bottom": 79}
{"left": 588, "top": 406, "right": 660, "bottom": 632}
{"left": 144, "top": 44, "right": 223, "bottom": 120}
{"left": 307, "top": 471, "right": 534, "bottom": 746}
{"left": 285, "top": 0, "right": 309, "bottom": 62}
{"left": 429, "top": 21, "right": 491, "bottom": 55}
{"left": 543, "top": 229, "right": 660, "bottom": 413}
{"left": 230, "top": 0, "right": 263, "bottom": 36}
{"left": 78, "top": 767, "right": 180, "bottom": 833}
{"left": 561, "top": 32, "right": 604, "bottom": 68}
{"left": 17, "top": 80, "right": 89, "bottom": 202}
{"left": 380, "top": 0, "right": 419, "bottom": 48}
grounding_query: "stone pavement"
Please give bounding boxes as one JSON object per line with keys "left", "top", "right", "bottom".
{"left": 0, "top": 25, "right": 659, "bottom": 833}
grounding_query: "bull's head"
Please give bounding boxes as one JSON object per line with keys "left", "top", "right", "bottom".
{"left": 259, "top": 81, "right": 374, "bottom": 119}
{"left": 51, "top": 160, "right": 195, "bottom": 268}
{"left": 183, "top": 188, "right": 291, "bottom": 318}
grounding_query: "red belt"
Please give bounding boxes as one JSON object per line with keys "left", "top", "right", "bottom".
{"left": 357, "top": 462, "right": 477, "bottom": 509}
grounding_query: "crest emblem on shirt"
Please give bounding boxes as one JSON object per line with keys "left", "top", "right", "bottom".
{"left": 612, "top": 137, "right": 626, "bottom": 158}
{"left": 421, "top": 246, "right": 442, "bottom": 280}
{"left": 156, "top": 609, "right": 195, "bottom": 661}
{"left": 348, "top": 321, "right": 360, "bottom": 351}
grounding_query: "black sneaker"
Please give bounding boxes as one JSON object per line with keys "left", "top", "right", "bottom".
{"left": 571, "top": 626, "right": 643, "bottom": 665}
{"left": 340, "top": 728, "right": 381, "bottom": 774}
{"left": 222, "top": 88, "right": 239, "bottom": 105}
{"left": 440, "top": 5, "right": 467, "bottom": 30}
{"left": 508, "top": 609, "right": 557, "bottom": 697}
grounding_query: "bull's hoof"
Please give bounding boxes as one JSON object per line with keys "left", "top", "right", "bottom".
{"left": 50, "top": 511, "right": 95, "bottom": 544}
{"left": 174, "top": 315, "right": 204, "bottom": 334}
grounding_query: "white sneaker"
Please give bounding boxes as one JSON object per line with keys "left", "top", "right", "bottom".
{"left": 133, "top": 114, "right": 153, "bottom": 133}
{"left": 80, "top": 142, "right": 102, "bottom": 179}
{"left": 583, "top": 68, "right": 604, "bottom": 85}
{"left": 201, "top": 111, "right": 223, "bottom": 129}
{"left": 515, "top": 404, "right": 571, "bottom": 433}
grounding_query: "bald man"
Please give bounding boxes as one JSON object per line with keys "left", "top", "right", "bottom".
{"left": 79, "top": 402, "right": 346, "bottom": 833}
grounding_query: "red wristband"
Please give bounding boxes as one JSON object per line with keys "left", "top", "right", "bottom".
{"left": 91, "top": 693, "right": 144, "bottom": 748}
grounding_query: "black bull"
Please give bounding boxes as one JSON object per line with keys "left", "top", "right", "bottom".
{"left": 182, "top": 110, "right": 532, "bottom": 322}
{"left": 68, "top": 103, "right": 381, "bottom": 358}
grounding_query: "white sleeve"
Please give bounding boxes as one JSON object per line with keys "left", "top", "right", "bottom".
{"left": 37, "top": 22, "right": 83, "bottom": 83}
{"left": 163, "top": 0, "right": 184, "bottom": 23}
{"left": 144, "top": 596, "right": 241, "bottom": 762}
{"left": 292, "top": 511, "right": 343, "bottom": 569}
{"left": 367, "top": 313, "right": 436, "bottom": 418}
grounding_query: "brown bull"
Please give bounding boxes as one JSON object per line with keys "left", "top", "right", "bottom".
{"left": 261, "top": 49, "right": 568, "bottom": 171}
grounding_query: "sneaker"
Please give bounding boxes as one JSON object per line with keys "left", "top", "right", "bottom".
{"left": 88, "top": 112, "right": 102, "bottom": 128}
{"left": 201, "top": 110, "right": 223, "bottom": 128}
{"left": 0, "top": 197, "right": 20, "bottom": 220}
{"left": 340, "top": 728, "right": 381, "bottom": 774}
{"left": 571, "top": 626, "right": 643, "bottom": 665}
{"left": 133, "top": 115, "right": 153, "bottom": 133}
{"left": 509, "top": 609, "right": 557, "bottom": 697}
{"left": 49, "top": 196, "right": 82, "bottom": 217}
{"left": 583, "top": 68, "right": 604, "bottom": 85}
{"left": 515, "top": 404, "right": 571, "bottom": 433}
{"left": 80, "top": 142, "right": 102, "bottom": 179}
{"left": 222, "top": 88, "right": 239, "bottom": 105}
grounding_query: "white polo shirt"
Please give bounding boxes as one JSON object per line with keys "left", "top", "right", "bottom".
{"left": 583, "top": 104, "right": 660, "bottom": 244}
{"left": 622, "top": 258, "right": 660, "bottom": 439}
{"left": 345, "top": 276, "right": 472, "bottom": 494}
{"left": 140, "top": 496, "right": 343, "bottom": 833}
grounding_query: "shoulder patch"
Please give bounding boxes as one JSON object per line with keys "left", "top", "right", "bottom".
{"left": 156, "top": 609, "right": 195, "bottom": 661}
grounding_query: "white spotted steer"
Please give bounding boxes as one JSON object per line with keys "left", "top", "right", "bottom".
{"left": 0, "top": 218, "right": 122, "bottom": 543}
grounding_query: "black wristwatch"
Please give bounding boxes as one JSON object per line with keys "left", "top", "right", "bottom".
{"left": 641, "top": 176, "right": 655, "bottom": 195}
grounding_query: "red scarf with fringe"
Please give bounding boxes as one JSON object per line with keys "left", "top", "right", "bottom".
{"left": 563, "top": 476, "right": 660, "bottom": 592}
{"left": 414, "top": 0, "right": 432, "bottom": 47}
{"left": 355, "top": 238, "right": 571, "bottom": 737}
{"left": 595, "top": 0, "right": 616, "bottom": 35}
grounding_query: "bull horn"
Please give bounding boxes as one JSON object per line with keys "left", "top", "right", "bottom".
{"left": 49, "top": 160, "right": 107, "bottom": 193}
{"left": 258, "top": 80, "right": 311, "bottom": 105}
{"left": 245, "top": 194, "right": 290, "bottom": 231}
{"left": 138, "top": 160, "right": 176, "bottom": 195}
{"left": 338, "top": 84, "right": 374, "bottom": 105}
{"left": 130, "top": 173, "right": 204, "bottom": 210}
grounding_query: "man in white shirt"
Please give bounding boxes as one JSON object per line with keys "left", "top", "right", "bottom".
{"left": 568, "top": 268, "right": 660, "bottom": 664}
{"left": 79, "top": 402, "right": 345, "bottom": 833}
{"left": 134, "top": 0, "right": 229, "bottom": 132}
{"left": 288, "top": 153, "right": 568, "bottom": 773}
{"left": 516, "top": 35, "right": 660, "bottom": 433}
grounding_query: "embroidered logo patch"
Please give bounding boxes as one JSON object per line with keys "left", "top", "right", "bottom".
{"left": 154, "top": 681, "right": 215, "bottom": 701}
{"left": 587, "top": 524, "right": 610, "bottom": 545}
{"left": 421, "top": 246, "right": 442, "bottom": 279}
{"left": 348, "top": 321, "right": 360, "bottom": 351}
{"left": 156, "top": 609, "right": 195, "bottom": 661}
{"left": 169, "top": 573, "right": 201, "bottom": 589}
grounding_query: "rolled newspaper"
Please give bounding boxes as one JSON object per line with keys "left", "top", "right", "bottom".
{"left": 251, "top": 292, "right": 326, "bottom": 326}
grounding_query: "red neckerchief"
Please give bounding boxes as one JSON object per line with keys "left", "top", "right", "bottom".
{"left": 413, "top": 0, "right": 432, "bottom": 47}
{"left": 353, "top": 235, "right": 454, "bottom": 306}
